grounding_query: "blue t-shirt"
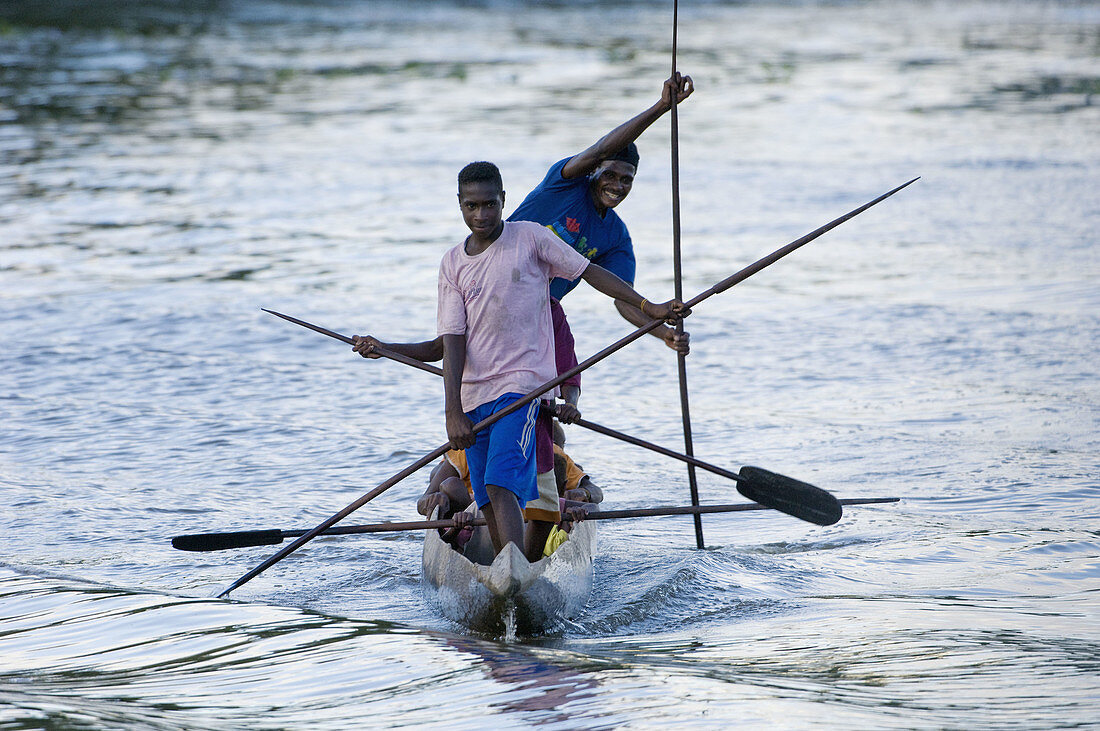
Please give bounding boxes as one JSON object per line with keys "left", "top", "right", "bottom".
{"left": 509, "top": 157, "right": 636, "bottom": 299}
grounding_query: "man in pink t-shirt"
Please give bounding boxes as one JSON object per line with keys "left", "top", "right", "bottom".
{"left": 439, "top": 161, "right": 687, "bottom": 558}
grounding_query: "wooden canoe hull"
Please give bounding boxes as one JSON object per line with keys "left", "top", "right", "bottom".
{"left": 421, "top": 519, "right": 596, "bottom": 635}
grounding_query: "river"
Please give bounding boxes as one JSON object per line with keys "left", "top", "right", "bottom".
{"left": 1, "top": 1, "right": 1098, "bottom": 728}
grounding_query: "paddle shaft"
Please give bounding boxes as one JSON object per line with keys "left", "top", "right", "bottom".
{"left": 262, "top": 319, "right": 832, "bottom": 500}
{"left": 569, "top": 414, "right": 746, "bottom": 485}
{"left": 668, "top": 0, "right": 705, "bottom": 549}
{"left": 178, "top": 497, "right": 900, "bottom": 551}
{"left": 228, "top": 181, "right": 917, "bottom": 596}
{"left": 266, "top": 313, "right": 754, "bottom": 486}
{"left": 583, "top": 497, "right": 898, "bottom": 521}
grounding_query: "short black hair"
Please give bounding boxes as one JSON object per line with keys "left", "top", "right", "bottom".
{"left": 458, "top": 161, "right": 503, "bottom": 190}
{"left": 607, "top": 142, "right": 639, "bottom": 169}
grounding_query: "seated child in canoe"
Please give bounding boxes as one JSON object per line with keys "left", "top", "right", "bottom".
{"left": 415, "top": 441, "right": 603, "bottom": 557}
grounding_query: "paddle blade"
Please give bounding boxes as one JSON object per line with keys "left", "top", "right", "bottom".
{"left": 736, "top": 466, "right": 843, "bottom": 526}
{"left": 172, "top": 529, "right": 285, "bottom": 552}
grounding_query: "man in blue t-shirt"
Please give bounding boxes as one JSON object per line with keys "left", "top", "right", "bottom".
{"left": 509, "top": 72, "right": 694, "bottom": 353}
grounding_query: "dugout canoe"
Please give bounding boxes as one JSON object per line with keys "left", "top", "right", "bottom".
{"left": 421, "top": 512, "right": 596, "bottom": 635}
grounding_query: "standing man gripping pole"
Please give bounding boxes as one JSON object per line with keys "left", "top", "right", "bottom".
{"left": 440, "top": 162, "right": 686, "bottom": 557}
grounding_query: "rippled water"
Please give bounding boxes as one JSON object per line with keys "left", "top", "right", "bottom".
{"left": 2, "top": 0, "right": 1098, "bottom": 728}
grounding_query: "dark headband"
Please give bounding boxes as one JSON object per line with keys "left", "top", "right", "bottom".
{"left": 607, "top": 142, "right": 639, "bottom": 169}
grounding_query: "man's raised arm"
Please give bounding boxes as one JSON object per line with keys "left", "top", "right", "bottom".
{"left": 561, "top": 73, "right": 694, "bottom": 180}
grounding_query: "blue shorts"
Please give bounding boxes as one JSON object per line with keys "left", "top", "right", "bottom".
{"left": 464, "top": 393, "right": 540, "bottom": 510}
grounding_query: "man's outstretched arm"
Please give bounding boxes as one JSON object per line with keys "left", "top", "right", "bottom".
{"left": 579, "top": 263, "right": 690, "bottom": 325}
{"left": 614, "top": 300, "right": 690, "bottom": 355}
{"left": 352, "top": 335, "right": 443, "bottom": 362}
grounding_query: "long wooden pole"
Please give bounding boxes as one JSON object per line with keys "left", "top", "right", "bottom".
{"left": 176, "top": 497, "right": 899, "bottom": 552}
{"left": 668, "top": 0, "right": 705, "bottom": 549}
{"left": 684, "top": 176, "right": 918, "bottom": 309}
{"left": 222, "top": 179, "right": 916, "bottom": 596}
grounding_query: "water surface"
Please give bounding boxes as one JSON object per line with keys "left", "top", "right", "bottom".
{"left": 2, "top": 1, "right": 1098, "bottom": 727}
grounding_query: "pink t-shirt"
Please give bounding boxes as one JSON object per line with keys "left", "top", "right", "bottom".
{"left": 437, "top": 221, "right": 590, "bottom": 412}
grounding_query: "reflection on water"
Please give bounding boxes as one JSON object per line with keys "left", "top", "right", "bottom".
{"left": 2, "top": 0, "right": 1098, "bottom": 727}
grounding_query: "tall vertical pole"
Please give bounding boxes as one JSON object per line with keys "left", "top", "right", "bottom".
{"left": 670, "top": 0, "right": 705, "bottom": 549}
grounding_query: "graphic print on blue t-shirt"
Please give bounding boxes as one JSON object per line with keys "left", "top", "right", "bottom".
{"left": 509, "top": 157, "right": 636, "bottom": 299}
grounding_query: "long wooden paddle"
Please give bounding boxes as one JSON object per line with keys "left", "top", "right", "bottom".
{"left": 265, "top": 310, "right": 843, "bottom": 526}
{"left": 176, "top": 497, "right": 899, "bottom": 552}
{"left": 222, "top": 179, "right": 916, "bottom": 597}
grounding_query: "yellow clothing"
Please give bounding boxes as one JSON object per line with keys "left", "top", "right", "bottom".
{"left": 444, "top": 449, "right": 473, "bottom": 495}
{"left": 554, "top": 444, "right": 586, "bottom": 492}
{"left": 543, "top": 525, "right": 570, "bottom": 557}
